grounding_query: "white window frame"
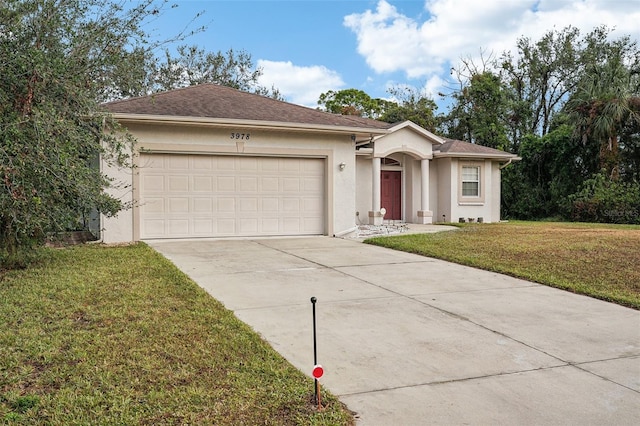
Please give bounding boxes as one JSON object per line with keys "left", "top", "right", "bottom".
{"left": 458, "top": 162, "right": 484, "bottom": 204}
{"left": 462, "top": 166, "right": 480, "bottom": 197}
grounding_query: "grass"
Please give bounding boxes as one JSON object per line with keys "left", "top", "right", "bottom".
{"left": 0, "top": 243, "right": 353, "bottom": 425}
{"left": 365, "top": 221, "right": 640, "bottom": 309}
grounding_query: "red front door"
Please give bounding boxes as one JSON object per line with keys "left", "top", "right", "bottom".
{"left": 381, "top": 170, "right": 401, "bottom": 220}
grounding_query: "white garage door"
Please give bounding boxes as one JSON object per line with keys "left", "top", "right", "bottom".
{"left": 139, "top": 154, "right": 325, "bottom": 239}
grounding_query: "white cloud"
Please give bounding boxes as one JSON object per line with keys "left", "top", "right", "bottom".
{"left": 257, "top": 60, "right": 345, "bottom": 107}
{"left": 422, "top": 74, "right": 447, "bottom": 99}
{"left": 345, "top": 0, "right": 640, "bottom": 80}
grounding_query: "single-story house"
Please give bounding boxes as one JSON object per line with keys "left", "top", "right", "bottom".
{"left": 101, "top": 84, "right": 519, "bottom": 243}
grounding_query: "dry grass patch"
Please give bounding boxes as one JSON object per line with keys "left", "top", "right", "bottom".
{"left": 366, "top": 221, "right": 640, "bottom": 309}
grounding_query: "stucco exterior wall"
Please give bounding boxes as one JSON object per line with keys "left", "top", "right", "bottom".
{"left": 437, "top": 158, "right": 501, "bottom": 223}
{"left": 355, "top": 154, "right": 373, "bottom": 224}
{"left": 435, "top": 157, "right": 453, "bottom": 223}
{"left": 101, "top": 153, "right": 135, "bottom": 244}
{"left": 491, "top": 162, "right": 502, "bottom": 222}
{"left": 429, "top": 160, "right": 440, "bottom": 222}
{"left": 404, "top": 157, "right": 420, "bottom": 223}
{"left": 101, "top": 122, "right": 357, "bottom": 242}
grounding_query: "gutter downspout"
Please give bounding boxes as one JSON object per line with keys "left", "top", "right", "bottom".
{"left": 333, "top": 226, "right": 358, "bottom": 238}
{"left": 499, "top": 158, "right": 514, "bottom": 170}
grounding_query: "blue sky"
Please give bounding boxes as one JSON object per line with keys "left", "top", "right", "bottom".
{"left": 149, "top": 0, "right": 640, "bottom": 112}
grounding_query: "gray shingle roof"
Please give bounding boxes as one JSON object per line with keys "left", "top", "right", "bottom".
{"left": 103, "top": 84, "right": 393, "bottom": 130}
{"left": 103, "top": 84, "right": 519, "bottom": 159}
{"left": 434, "top": 138, "right": 518, "bottom": 158}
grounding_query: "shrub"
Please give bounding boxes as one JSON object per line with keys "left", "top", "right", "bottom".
{"left": 569, "top": 173, "right": 640, "bottom": 224}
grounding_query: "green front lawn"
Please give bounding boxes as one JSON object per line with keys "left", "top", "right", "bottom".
{"left": 365, "top": 221, "right": 640, "bottom": 309}
{"left": 0, "top": 244, "right": 353, "bottom": 425}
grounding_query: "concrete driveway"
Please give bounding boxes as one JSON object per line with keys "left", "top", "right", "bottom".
{"left": 147, "top": 236, "right": 640, "bottom": 425}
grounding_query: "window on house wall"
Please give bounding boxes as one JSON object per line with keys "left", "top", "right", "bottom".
{"left": 461, "top": 166, "right": 480, "bottom": 197}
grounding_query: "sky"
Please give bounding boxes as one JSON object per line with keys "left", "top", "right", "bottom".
{"left": 149, "top": 0, "right": 640, "bottom": 111}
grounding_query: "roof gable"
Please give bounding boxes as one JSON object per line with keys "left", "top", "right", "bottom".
{"left": 386, "top": 121, "right": 446, "bottom": 145}
{"left": 103, "top": 84, "right": 393, "bottom": 131}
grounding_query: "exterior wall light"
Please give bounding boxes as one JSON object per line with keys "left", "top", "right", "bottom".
{"left": 339, "top": 162, "right": 346, "bottom": 171}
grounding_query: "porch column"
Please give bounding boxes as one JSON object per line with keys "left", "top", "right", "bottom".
{"left": 418, "top": 158, "right": 433, "bottom": 224}
{"left": 368, "top": 157, "right": 383, "bottom": 225}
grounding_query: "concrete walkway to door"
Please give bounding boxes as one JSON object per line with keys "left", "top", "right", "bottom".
{"left": 147, "top": 236, "right": 640, "bottom": 425}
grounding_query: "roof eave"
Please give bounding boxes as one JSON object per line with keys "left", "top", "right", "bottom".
{"left": 110, "top": 113, "right": 390, "bottom": 136}
{"left": 433, "top": 152, "right": 521, "bottom": 161}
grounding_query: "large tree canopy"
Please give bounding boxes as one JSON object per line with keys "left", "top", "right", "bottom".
{"left": 565, "top": 52, "right": 640, "bottom": 178}
{"left": 317, "top": 89, "right": 387, "bottom": 119}
{"left": 1, "top": 0, "right": 163, "bottom": 264}
{"left": 380, "top": 85, "right": 438, "bottom": 132}
{"left": 0, "top": 0, "right": 274, "bottom": 267}
{"left": 440, "top": 71, "right": 509, "bottom": 149}
{"left": 317, "top": 86, "right": 438, "bottom": 131}
{"left": 129, "top": 44, "right": 283, "bottom": 100}
{"left": 440, "top": 25, "right": 640, "bottom": 223}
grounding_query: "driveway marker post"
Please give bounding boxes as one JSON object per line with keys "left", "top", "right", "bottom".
{"left": 310, "top": 296, "right": 321, "bottom": 407}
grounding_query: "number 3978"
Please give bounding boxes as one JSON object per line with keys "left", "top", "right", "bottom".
{"left": 230, "top": 132, "right": 250, "bottom": 140}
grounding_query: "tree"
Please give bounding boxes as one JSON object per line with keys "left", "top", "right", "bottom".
{"left": 440, "top": 70, "right": 509, "bottom": 149}
{"left": 499, "top": 27, "right": 584, "bottom": 140}
{"left": 380, "top": 85, "right": 438, "bottom": 132}
{"left": 565, "top": 51, "right": 640, "bottom": 179}
{"left": 498, "top": 26, "right": 640, "bottom": 147}
{"left": 0, "top": 0, "right": 189, "bottom": 266}
{"left": 501, "top": 123, "right": 597, "bottom": 219}
{"left": 147, "top": 45, "right": 283, "bottom": 99}
{"left": 439, "top": 25, "right": 640, "bottom": 222}
{"left": 317, "top": 89, "right": 386, "bottom": 118}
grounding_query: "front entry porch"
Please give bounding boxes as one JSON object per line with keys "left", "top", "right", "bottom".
{"left": 365, "top": 156, "right": 433, "bottom": 226}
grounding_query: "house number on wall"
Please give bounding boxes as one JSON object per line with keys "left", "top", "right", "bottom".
{"left": 230, "top": 132, "right": 250, "bottom": 140}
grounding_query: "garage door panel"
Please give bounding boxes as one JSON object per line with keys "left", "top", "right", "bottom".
{"left": 192, "top": 156, "right": 213, "bottom": 169}
{"left": 193, "top": 176, "right": 213, "bottom": 191}
{"left": 283, "top": 217, "right": 301, "bottom": 232}
{"left": 262, "top": 198, "right": 279, "bottom": 211}
{"left": 193, "top": 198, "right": 213, "bottom": 213}
{"left": 143, "top": 175, "right": 164, "bottom": 191}
{"left": 216, "top": 218, "right": 236, "bottom": 235}
{"left": 139, "top": 154, "right": 325, "bottom": 239}
{"left": 168, "top": 219, "right": 189, "bottom": 234}
{"left": 303, "top": 217, "right": 323, "bottom": 232}
{"left": 282, "top": 198, "right": 300, "bottom": 212}
{"left": 239, "top": 198, "right": 258, "bottom": 212}
{"left": 304, "top": 197, "right": 323, "bottom": 212}
{"left": 282, "top": 177, "right": 301, "bottom": 192}
{"left": 239, "top": 177, "right": 258, "bottom": 192}
{"left": 261, "top": 177, "right": 279, "bottom": 191}
{"left": 217, "top": 176, "right": 235, "bottom": 191}
{"left": 168, "top": 156, "right": 189, "bottom": 169}
{"left": 143, "top": 197, "right": 165, "bottom": 213}
{"left": 217, "top": 198, "right": 235, "bottom": 212}
{"left": 144, "top": 219, "right": 165, "bottom": 235}
{"left": 245, "top": 158, "right": 261, "bottom": 171}
{"left": 239, "top": 218, "right": 258, "bottom": 233}
{"left": 193, "top": 219, "right": 213, "bottom": 234}
{"left": 168, "top": 176, "right": 189, "bottom": 191}
{"left": 219, "top": 157, "right": 236, "bottom": 170}
{"left": 303, "top": 176, "right": 323, "bottom": 190}
{"left": 168, "top": 197, "right": 189, "bottom": 213}
{"left": 261, "top": 158, "right": 279, "bottom": 171}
